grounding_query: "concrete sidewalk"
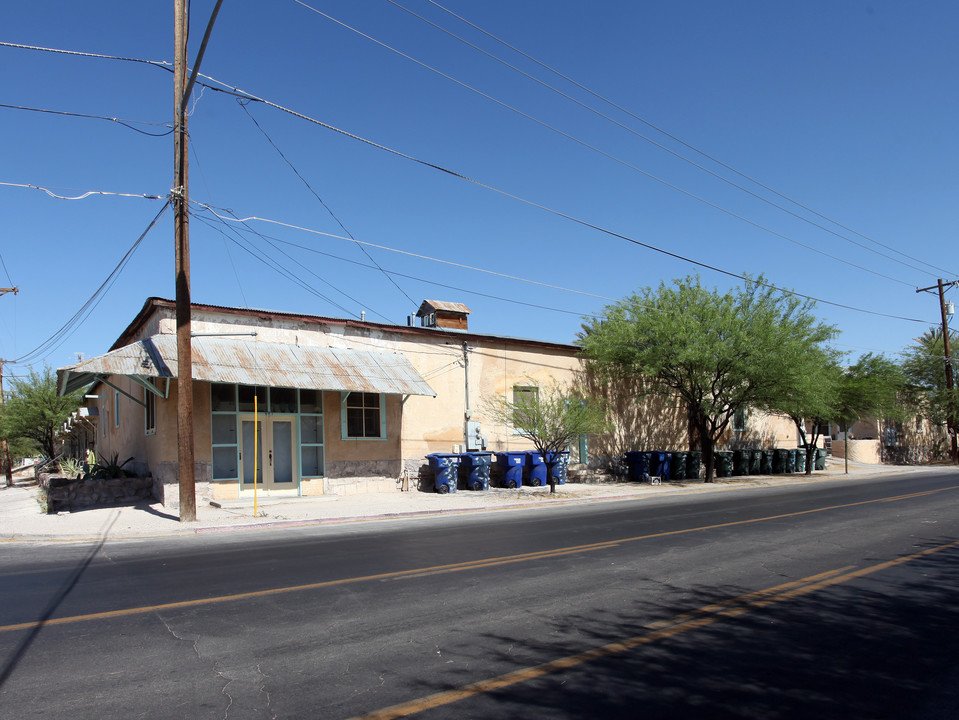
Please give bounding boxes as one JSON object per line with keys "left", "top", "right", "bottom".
{"left": 0, "top": 459, "right": 943, "bottom": 543}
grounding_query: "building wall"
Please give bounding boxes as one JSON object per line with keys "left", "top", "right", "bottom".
{"left": 96, "top": 302, "right": 822, "bottom": 503}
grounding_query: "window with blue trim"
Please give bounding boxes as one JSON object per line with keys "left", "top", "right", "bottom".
{"left": 342, "top": 392, "right": 385, "bottom": 439}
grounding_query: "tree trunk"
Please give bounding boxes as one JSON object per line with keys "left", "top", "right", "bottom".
{"left": 701, "top": 435, "right": 715, "bottom": 482}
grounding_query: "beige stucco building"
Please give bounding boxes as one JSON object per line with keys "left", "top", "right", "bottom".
{"left": 58, "top": 298, "right": 594, "bottom": 507}
{"left": 57, "top": 297, "right": 829, "bottom": 508}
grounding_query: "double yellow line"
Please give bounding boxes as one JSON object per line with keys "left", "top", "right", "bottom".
{"left": 351, "top": 538, "right": 959, "bottom": 720}
{"left": 1, "top": 484, "right": 956, "bottom": 635}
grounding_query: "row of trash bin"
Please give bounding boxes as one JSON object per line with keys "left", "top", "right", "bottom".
{"left": 427, "top": 451, "right": 570, "bottom": 493}
{"left": 625, "top": 447, "right": 827, "bottom": 481}
{"left": 714, "top": 447, "right": 828, "bottom": 477}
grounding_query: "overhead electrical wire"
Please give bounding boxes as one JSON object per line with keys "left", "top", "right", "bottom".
{"left": 193, "top": 201, "right": 606, "bottom": 322}
{"left": 0, "top": 181, "right": 165, "bottom": 201}
{"left": 422, "top": 0, "right": 955, "bottom": 279}
{"left": 0, "top": 102, "right": 174, "bottom": 136}
{"left": 4, "top": 33, "right": 933, "bottom": 327}
{"left": 0, "top": 40, "right": 172, "bottom": 71}
{"left": 194, "top": 202, "right": 926, "bottom": 325}
{"left": 236, "top": 99, "right": 414, "bottom": 315}
{"left": 0, "top": 252, "right": 13, "bottom": 286}
{"left": 294, "top": 0, "right": 918, "bottom": 289}
{"left": 190, "top": 212, "right": 358, "bottom": 318}
{"left": 386, "top": 0, "right": 944, "bottom": 280}
{"left": 191, "top": 207, "right": 389, "bottom": 322}
{"left": 193, "top": 200, "right": 620, "bottom": 303}
{"left": 13, "top": 201, "right": 171, "bottom": 367}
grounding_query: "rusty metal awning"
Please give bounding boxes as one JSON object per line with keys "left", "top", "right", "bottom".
{"left": 57, "top": 334, "right": 436, "bottom": 398}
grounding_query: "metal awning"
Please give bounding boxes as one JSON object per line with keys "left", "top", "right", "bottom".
{"left": 57, "top": 334, "right": 436, "bottom": 398}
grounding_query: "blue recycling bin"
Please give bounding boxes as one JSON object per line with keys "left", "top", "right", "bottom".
{"left": 648, "top": 451, "right": 671, "bottom": 480}
{"left": 525, "top": 451, "right": 548, "bottom": 486}
{"left": 427, "top": 453, "right": 461, "bottom": 493}
{"left": 545, "top": 451, "right": 570, "bottom": 484}
{"left": 624, "top": 451, "right": 651, "bottom": 482}
{"left": 495, "top": 452, "right": 526, "bottom": 488}
{"left": 460, "top": 452, "right": 492, "bottom": 491}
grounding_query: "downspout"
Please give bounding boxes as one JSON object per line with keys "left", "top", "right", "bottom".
{"left": 463, "top": 341, "right": 470, "bottom": 449}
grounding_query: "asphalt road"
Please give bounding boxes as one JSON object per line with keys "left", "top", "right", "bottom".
{"left": 2, "top": 470, "right": 959, "bottom": 719}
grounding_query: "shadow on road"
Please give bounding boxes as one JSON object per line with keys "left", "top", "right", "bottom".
{"left": 410, "top": 537, "right": 959, "bottom": 719}
{"left": 0, "top": 512, "right": 119, "bottom": 689}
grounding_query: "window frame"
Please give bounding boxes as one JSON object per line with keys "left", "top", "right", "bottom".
{"left": 732, "top": 408, "right": 747, "bottom": 433}
{"left": 511, "top": 385, "right": 539, "bottom": 434}
{"left": 341, "top": 391, "right": 386, "bottom": 440}
{"left": 144, "top": 383, "right": 156, "bottom": 435}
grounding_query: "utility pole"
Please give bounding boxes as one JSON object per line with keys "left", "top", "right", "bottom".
{"left": 1, "top": 360, "right": 12, "bottom": 487}
{"left": 916, "top": 279, "right": 958, "bottom": 464}
{"left": 173, "top": 0, "right": 196, "bottom": 521}
{"left": 0, "top": 288, "right": 16, "bottom": 486}
{"left": 172, "top": 0, "right": 224, "bottom": 521}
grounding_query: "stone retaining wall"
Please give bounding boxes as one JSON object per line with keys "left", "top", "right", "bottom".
{"left": 40, "top": 473, "right": 156, "bottom": 514}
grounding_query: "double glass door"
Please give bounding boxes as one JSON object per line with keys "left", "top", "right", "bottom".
{"left": 239, "top": 415, "right": 296, "bottom": 493}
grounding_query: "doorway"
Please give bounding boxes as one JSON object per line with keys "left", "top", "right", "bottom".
{"left": 239, "top": 414, "right": 298, "bottom": 494}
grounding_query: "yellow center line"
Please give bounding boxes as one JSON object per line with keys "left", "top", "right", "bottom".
{"left": 349, "top": 540, "right": 959, "bottom": 720}
{"left": 1, "top": 484, "right": 956, "bottom": 634}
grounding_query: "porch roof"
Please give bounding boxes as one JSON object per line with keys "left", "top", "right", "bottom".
{"left": 57, "top": 334, "right": 436, "bottom": 398}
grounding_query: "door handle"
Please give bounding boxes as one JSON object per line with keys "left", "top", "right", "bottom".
{"left": 269, "top": 449, "right": 273, "bottom": 466}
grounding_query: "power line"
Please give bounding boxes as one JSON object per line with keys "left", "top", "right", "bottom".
{"left": 294, "top": 1, "right": 920, "bottom": 289}
{"left": 0, "top": 182, "right": 165, "bottom": 201}
{"left": 422, "top": 0, "right": 955, "bottom": 279}
{"left": 236, "top": 99, "right": 416, "bottom": 313}
{"left": 194, "top": 203, "right": 928, "bottom": 325}
{"left": 191, "top": 210, "right": 381, "bottom": 321}
{"left": 0, "top": 40, "right": 172, "bottom": 71}
{"left": 194, "top": 201, "right": 619, "bottom": 303}
{"left": 0, "top": 102, "right": 174, "bottom": 136}
{"left": 0, "top": 252, "right": 13, "bottom": 286}
{"left": 388, "top": 0, "right": 944, "bottom": 280}
{"left": 14, "top": 201, "right": 171, "bottom": 366}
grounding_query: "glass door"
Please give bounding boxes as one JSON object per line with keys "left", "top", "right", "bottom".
{"left": 239, "top": 415, "right": 298, "bottom": 494}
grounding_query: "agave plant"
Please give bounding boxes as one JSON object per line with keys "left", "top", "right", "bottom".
{"left": 89, "top": 452, "right": 135, "bottom": 480}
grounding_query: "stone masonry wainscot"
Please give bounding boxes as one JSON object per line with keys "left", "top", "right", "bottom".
{"left": 40, "top": 473, "right": 156, "bottom": 514}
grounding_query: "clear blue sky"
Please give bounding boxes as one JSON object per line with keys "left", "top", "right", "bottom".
{"left": 2, "top": 1, "right": 957, "bottom": 378}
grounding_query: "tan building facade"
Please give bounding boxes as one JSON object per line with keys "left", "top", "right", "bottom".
{"left": 59, "top": 298, "right": 823, "bottom": 507}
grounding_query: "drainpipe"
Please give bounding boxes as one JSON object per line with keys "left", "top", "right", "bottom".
{"left": 463, "top": 341, "right": 470, "bottom": 450}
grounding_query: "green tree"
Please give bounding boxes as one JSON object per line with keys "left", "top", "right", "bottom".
{"left": 766, "top": 349, "right": 844, "bottom": 475}
{"left": 485, "top": 380, "right": 607, "bottom": 493}
{"left": 900, "top": 328, "right": 959, "bottom": 432}
{"left": 1, "top": 366, "right": 83, "bottom": 461}
{"left": 579, "top": 275, "right": 837, "bottom": 481}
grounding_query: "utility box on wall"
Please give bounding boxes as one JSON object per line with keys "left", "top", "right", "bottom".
{"left": 466, "top": 421, "right": 486, "bottom": 451}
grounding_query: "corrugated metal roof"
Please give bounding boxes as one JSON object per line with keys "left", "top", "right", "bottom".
{"left": 58, "top": 335, "right": 436, "bottom": 397}
{"left": 416, "top": 300, "right": 471, "bottom": 316}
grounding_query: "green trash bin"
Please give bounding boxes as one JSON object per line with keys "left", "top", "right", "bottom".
{"left": 714, "top": 451, "right": 733, "bottom": 477}
{"left": 815, "top": 448, "right": 827, "bottom": 470}
{"left": 686, "top": 451, "right": 702, "bottom": 480}
{"left": 760, "top": 450, "right": 773, "bottom": 474}
{"left": 772, "top": 449, "right": 789, "bottom": 474}
{"left": 732, "top": 449, "right": 749, "bottom": 476}
{"left": 670, "top": 451, "right": 687, "bottom": 481}
{"left": 784, "top": 449, "right": 796, "bottom": 474}
{"left": 795, "top": 447, "right": 807, "bottom": 473}
{"left": 749, "top": 449, "right": 762, "bottom": 475}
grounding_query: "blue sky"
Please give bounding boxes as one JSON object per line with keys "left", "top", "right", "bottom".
{"left": 1, "top": 1, "right": 957, "bottom": 378}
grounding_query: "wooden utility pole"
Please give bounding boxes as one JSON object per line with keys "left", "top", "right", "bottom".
{"left": 1, "top": 360, "right": 12, "bottom": 487}
{"left": 916, "top": 279, "right": 958, "bottom": 464}
{"left": 0, "top": 288, "right": 16, "bottom": 486}
{"left": 174, "top": 0, "right": 196, "bottom": 521}
{"left": 172, "top": 0, "right": 224, "bottom": 521}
